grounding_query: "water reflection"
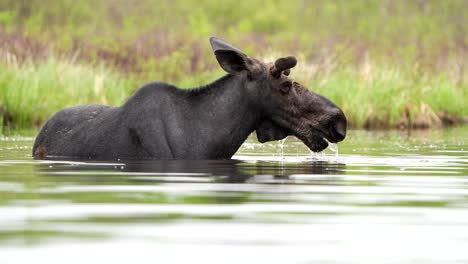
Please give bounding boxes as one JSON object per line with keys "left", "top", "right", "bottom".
{"left": 36, "top": 159, "right": 346, "bottom": 183}
{"left": 0, "top": 127, "right": 467, "bottom": 264}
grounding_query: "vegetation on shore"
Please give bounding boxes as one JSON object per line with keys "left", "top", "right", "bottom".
{"left": 0, "top": 0, "right": 466, "bottom": 129}
{"left": 0, "top": 58, "right": 135, "bottom": 127}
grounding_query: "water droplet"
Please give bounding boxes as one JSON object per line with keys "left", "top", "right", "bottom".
{"left": 279, "top": 137, "right": 287, "bottom": 160}
{"left": 328, "top": 143, "right": 339, "bottom": 158}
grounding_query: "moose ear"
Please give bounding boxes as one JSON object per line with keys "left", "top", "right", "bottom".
{"left": 210, "top": 37, "right": 253, "bottom": 74}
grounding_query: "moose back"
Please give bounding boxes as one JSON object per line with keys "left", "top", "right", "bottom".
{"left": 33, "top": 37, "right": 347, "bottom": 160}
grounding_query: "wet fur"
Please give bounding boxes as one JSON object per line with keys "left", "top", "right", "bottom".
{"left": 33, "top": 37, "right": 346, "bottom": 160}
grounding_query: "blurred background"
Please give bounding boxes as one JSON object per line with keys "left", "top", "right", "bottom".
{"left": 0, "top": 0, "right": 466, "bottom": 129}
{"left": 1, "top": 2, "right": 468, "bottom": 263}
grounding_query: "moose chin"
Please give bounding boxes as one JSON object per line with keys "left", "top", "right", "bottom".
{"left": 33, "top": 37, "right": 347, "bottom": 160}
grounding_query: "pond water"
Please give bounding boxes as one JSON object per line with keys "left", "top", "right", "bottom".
{"left": 0, "top": 127, "right": 467, "bottom": 264}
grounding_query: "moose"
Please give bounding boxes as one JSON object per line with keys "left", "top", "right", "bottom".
{"left": 33, "top": 37, "right": 347, "bottom": 160}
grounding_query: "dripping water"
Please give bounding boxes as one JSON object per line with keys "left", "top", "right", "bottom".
{"left": 309, "top": 140, "right": 339, "bottom": 160}
{"left": 328, "top": 142, "right": 339, "bottom": 158}
{"left": 279, "top": 137, "right": 287, "bottom": 160}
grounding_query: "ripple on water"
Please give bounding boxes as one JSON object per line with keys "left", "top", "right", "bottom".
{"left": 0, "top": 128, "right": 467, "bottom": 263}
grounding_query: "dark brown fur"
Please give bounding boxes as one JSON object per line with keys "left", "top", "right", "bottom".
{"left": 33, "top": 37, "right": 347, "bottom": 160}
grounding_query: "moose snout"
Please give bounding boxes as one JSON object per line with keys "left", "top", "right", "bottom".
{"left": 328, "top": 113, "right": 347, "bottom": 143}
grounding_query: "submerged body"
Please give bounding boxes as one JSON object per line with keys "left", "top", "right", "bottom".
{"left": 34, "top": 79, "right": 259, "bottom": 160}
{"left": 33, "top": 37, "right": 347, "bottom": 160}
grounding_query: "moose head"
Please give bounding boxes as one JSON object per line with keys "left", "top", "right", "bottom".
{"left": 210, "top": 37, "right": 347, "bottom": 152}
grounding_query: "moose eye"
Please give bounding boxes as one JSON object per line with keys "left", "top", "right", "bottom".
{"left": 280, "top": 81, "right": 292, "bottom": 94}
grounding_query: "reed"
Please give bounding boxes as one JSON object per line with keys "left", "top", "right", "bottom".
{"left": 0, "top": 0, "right": 466, "bottom": 129}
{"left": 0, "top": 57, "right": 135, "bottom": 128}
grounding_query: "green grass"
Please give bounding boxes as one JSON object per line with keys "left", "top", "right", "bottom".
{"left": 0, "top": 57, "right": 136, "bottom": 127}
{"left": 1, "top": 57, "right": 464, "bottom": 129}
{"left": 0, "top": 0, "right": 466, "bottom": 129}
{"left": 302, "top": 64, "right": 467, "bottom": 128}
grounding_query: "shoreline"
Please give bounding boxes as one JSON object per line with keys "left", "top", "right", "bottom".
{"left": 1, "top": 56, "right": 465, "bottom": 130}
{"left": 1, "top": 1, "right": 466, "bottom": 130}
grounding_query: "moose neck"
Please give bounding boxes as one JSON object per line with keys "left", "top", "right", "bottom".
{"left": 186, "top": 74, "right": 261, "bottom": 159}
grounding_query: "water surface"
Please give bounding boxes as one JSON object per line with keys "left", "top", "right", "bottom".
{"left": 0, "top": 127, "right": 467, "bottom": 264}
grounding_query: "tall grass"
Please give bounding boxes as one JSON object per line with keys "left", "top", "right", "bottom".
{"left": 0, "top": 57, "right": 135, "bottom": 128}
{"left": 1, "top": 54, "right": 464, "bottom": 129}
{"left": 302, "top": 65, "right": 466, "bottom": 128}
{"left": 0, "top": 0, "right": 466, "bottom": 129}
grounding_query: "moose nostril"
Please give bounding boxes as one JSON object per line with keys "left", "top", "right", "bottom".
{"left": 331, "top": 122, "right": 346, "bottom": 142}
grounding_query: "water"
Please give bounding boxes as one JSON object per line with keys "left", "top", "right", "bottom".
{"left": 0, "top": 127, "right": 467, "bottom": 264}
